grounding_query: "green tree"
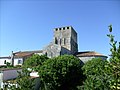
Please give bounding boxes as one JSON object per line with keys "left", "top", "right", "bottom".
{"left": 6, "top": 62, "right": 11, "bottom": 67}
{"left": 16, "top": 69, "right": 35, "bottom": 90}
{"left": 38, "top": 55, "right": 84, "bottom": 90}
{"left": 24, "top": 54, "right": 48, "bottom": 71}
{"left": 80, "top": 58, "right": 110, "bottom": 90}
{"left": 107, "top": 25, "right": 120, "bottom": 90}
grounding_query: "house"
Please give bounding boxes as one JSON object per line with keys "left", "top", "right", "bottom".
{"left": 12, "top": 50, "right": 43, "bottom": 66}
{"left": 0, "top": 57, "right": 11, "bottom": 66}
{"left": 0, "top": 50, "right": 43, "bottom": 66}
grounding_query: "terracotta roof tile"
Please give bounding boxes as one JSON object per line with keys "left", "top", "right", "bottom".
{"left": 14, "top": 50, "right": 43, "bottom": 58}
{"left": 75, "top": 51, "right": 107, "bottom": 57}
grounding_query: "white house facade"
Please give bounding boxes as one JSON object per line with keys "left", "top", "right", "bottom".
{"left": 0, "top": 57, "right": 11, "bottom": 66}
{"left": 0, "top": 50, "right": 43, "bottom": 66}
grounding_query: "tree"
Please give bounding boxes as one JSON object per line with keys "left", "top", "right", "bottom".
{"left": 16, "top": 69, "right": 35, "bottom": 90}
{"left": 38, "top": 55, "right": 84, "bottom": 90}
{"left": 107, "top": 25, "right": 120, "bottom": 90}
{"left": 79, "top": 25, "right": 120, "bottom": 90}
{"left": 6, "top": 62, "right": 11, "bottom": 68}
{"left": 80, "top": 58, "right": 110, "bottom": 90}
{"left": 23, "top": 54, "right": 48, "bottom": 71}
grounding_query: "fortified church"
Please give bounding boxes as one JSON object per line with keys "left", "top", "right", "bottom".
{"left": 0, "top": 26, "right": 107, "bottom": 66}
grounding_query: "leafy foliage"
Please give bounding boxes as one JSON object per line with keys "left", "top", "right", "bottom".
{"left": 107, "top": 25, "right": 120, "bottom": 90}
{"left": 23, "top": 54, "right": 48, "bottom": 71}
{"left": 6, "top": 62, "right": 13, "bottom": 68}
{"left": 81, "top": 58, "right": 110, "bottom": 90}
{"left": 38, "top": 55, "right": 84, "bottom": 90}
{"left": 16, "top": 69, "right": 35, "bottom": 90}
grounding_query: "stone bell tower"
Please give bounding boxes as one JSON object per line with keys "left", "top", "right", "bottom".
{"left": 53, "top": 26, "right": 78, "bottom": 54}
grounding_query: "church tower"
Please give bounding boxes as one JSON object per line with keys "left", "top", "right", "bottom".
{"left": 53, "top": 26, "right": 78, "bottom": 54}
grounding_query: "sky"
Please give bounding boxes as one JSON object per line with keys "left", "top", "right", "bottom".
{"left": 0, "top": 0, "right": 120, "bottom": 57}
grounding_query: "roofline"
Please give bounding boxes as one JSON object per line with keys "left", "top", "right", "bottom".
{"left": 76, "top": 55, "right": 108, "bottom": 58}
{"left": 14, "top": 50, "right": 43, "bottom": 54}
{"left": 75, "top": 51, "right": 108, "bottom": 58}
{"left": 0, "top": 56, "right": 11, "bottom": 59}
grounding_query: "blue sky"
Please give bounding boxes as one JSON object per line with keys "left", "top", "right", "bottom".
{"left": 0, "top": 0, "right": 120, "bottom": 57}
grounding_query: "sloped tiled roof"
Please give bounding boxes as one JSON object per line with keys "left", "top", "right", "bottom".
{"left": 75, "top": 51, "right": 107, "bottom": 57}
{"left": 0, "top": 56, "right": 11, "bottom": 59}
{"left": 14, "top": 50, "right": 43, "bottom": 58}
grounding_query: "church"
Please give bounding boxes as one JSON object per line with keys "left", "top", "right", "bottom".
{"left": 0, "top": 26, "right": 107, "bottom": 66}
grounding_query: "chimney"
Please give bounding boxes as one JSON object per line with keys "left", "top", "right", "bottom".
{"left": 11, "top": 51, "right": 14, "bottom": 66}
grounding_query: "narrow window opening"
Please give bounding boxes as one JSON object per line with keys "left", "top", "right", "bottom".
{"left": 60, "top": 39, "right": 62, "bottom": 45}
{"left": 64, "top": 38, "right": 66, "bottom": 45}
{"left": 4, "top": 60, "right": 6, "bottom": 64}
{"left": 55, "top": 37, "right": 58, "bottom": 44}
{"left": 60, "top": 51, "right": 62, "bottom": 55}
{"left": 67, "top": 27, "right": 69, "bottom": 29}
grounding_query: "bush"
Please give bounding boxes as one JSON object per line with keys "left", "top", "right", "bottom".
{"left": 81, "top": 58, "right": 110, "bottom": 90}
{"left": 38, "top": 55, "right": 84, "bottom": 90}
{"left": 23, "top": 54, "right": 48, "bottom": 71}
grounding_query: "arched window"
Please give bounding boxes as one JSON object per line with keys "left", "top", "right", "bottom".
{"left": 55, "top": 37, "right": 58, "bottom": 44}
